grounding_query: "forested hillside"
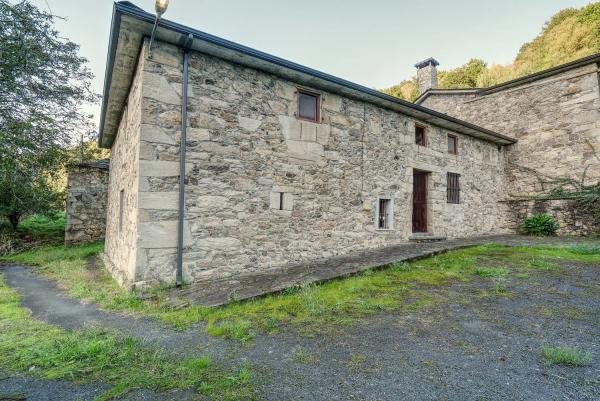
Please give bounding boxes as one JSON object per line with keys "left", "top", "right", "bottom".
{"left": 382, "top": 2, "right": 600, "bottom": 101}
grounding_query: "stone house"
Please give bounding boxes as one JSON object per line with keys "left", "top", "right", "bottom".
{"left": 83, "top": 2, "right": 598, "bottom": 298}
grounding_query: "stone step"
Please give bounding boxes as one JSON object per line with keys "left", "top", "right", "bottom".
{"left": 408, "top": 234, "right": 447, "bottom": 243}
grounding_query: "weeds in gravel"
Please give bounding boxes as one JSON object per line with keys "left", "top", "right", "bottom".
{"left": 541, "top": 345, "right": 592, "bottom": 366}
{"left": 528, "top": 258, "right": 561, "bottom": 271}
{"left": 473, "top": 267, "right": 509, "bottom": 278}
{"left": 292, "top": 347, "right": 320, "bottom": 365}
{"left": 346, "top": 354, "right": 379, "bottom": 373}
{"left": 0, "top": 276, "right": 254, "bottom": 400}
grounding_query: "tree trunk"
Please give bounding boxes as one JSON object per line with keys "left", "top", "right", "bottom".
{"left": 8, "top": 213, "right": 20, "bottom": 230}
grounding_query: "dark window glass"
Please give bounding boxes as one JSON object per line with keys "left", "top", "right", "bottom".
{"left": 448, "top": 135, "right": 457, "bottom": 154}
{"left": 415, "top": 125, "right": 426, "bottom": 146}
{"left": 298, "top": 91, "right": 319, "bottom": 122}
{"left": 447, "top": 173, "right": 460, "bottom": 204}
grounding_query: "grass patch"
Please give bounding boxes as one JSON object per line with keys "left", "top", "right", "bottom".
{"left": 292, "top": 347, "right": 320, "bottom": 365}
{"left": 16, "top": 212, "right": 65, "bottom": 241}
{"left": 3, "top": 241, "right": 600, "bottom": 342}
{"left": 540, "top": 345, "right": 592, "bottom": 367}
{"left": 0, "top": 275, "right": 254, "bottom": 400}
{"left": 473, "top": 267, "right": 509, "bottom": 278}
{"left": 346, "top": 354, "right": 379, "bottom": 373}
{"left": 527, "top": 258, "right": 561, "bottom": 271}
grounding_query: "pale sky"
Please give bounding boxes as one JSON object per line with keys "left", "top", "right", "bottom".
{"left": 32, "top": 0, "right": 592, "bottom": 129}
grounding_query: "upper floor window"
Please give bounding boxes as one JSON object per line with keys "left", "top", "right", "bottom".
{"left": 448, "top": 134, "right": 458, "bottom": 154}
{"left": 415, "top": 124, "right": 426, "bottom": 146}
{"left": 297, "top": 89, "right": 320, "bottom": 122}
{"left": 447, "top": 173, "right": 460, "bottom": 204}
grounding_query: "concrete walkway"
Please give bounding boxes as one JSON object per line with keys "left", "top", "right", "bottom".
{"left": 176, "top": 234, "right": 581, "bottom": 306}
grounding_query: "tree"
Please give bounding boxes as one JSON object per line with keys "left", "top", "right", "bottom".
{"left": 0, "top": 0, "right": 97, "bottom": 228}
{"left": 438, "top": 59, "right": 487, "bottom": 89}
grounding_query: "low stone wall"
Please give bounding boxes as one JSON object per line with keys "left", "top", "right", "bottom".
{"left": 501, "top": 198, "right": 597, "bottom": 236}
{"left": 65, "top": 161, "right": 109, "bottom": 245}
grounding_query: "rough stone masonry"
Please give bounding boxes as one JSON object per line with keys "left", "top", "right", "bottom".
{"left": 89, "top": 3, "right": 599, "bottom": 298}
{"left": 65, "top": 160, "right": 109, "bottom": 245}
{"left": 100, "top": 37, "right": 508, "bottom": 289}
{"left": 417, "top": 58, "right": 600, "bottom": 235}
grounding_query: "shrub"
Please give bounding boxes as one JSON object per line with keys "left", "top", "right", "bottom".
{"left": 520, "top": 213, "right": 559, "bottom": 236}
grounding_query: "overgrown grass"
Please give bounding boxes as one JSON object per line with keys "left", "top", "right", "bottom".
{"left": 541, "top": 345, "right": 593, "bottom": 367}
{"left": 16, "top": 211, "right": 65, "bottom": 241}
{"left": 3, "top": 241, "right": 600, "bottom": 343}
{"left": 0, "top": 275, "right": 254, "bottom": 400}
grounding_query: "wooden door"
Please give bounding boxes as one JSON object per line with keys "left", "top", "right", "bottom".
{"left": 412, "top": 171, "right": 428, "bottom": 233}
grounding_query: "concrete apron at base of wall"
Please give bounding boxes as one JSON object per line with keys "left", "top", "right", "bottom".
{"left": 171, "top": 234, "right": 559, "bottom": 307}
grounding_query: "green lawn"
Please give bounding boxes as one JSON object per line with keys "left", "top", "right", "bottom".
{"left": 3, "top": 241, "right": 600, "bottom": 342}
{"left": 0, "top": 275, "right": 254, "bottom": 401}
{"left": 16, "top": 211, "right": 66, "bottom": 241}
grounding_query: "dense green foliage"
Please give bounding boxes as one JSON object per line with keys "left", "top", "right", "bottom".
{"left": 520, "top": 213, "right": 559, "bottom": 236}
{"left": 381, "top": 2, "right": 600, "bottom": 100}
{"left": 0, "top": 0, "right": 97, "bottom": 227}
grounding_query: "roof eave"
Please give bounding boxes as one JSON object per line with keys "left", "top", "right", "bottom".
{"left": 98, "top": 1, "right": 516, "bottom": 148}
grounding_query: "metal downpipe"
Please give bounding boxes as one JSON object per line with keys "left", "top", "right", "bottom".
{"left": 176, "top": 34, "right": 193, "bottom": 287}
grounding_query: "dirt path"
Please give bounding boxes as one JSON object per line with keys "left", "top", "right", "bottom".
{"left": 2, "top": 238, "right": 600, "bottom": 401}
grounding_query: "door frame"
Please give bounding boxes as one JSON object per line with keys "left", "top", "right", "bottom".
{"left": 412, "top": 169, "right": 430, "bottom": 233}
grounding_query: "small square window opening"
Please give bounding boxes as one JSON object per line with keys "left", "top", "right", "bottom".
{"left": 297, "top": 90, "right": 320, "bottom": 122}
{"left": 415, "top": 125, "right": 426, "bottom": 146}
{"left": 448, "top": 135, "right": 458, "bottom": 154}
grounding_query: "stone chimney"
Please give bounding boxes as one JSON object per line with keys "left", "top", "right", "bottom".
{"left": 415, "top": 58, "right": 439, "bottom": 95}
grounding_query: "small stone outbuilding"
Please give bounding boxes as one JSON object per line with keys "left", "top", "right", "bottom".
{"left": 65, "top": 159, "right": 109, "bottom": 245}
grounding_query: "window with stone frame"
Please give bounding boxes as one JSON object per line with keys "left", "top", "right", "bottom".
{"left": 376, "top": 198, "right": 393, "bottom": 230}
{"left": 415, "top": 124, "right": 426, "bottom": 146}
{"left": 448, "top": 134, "right": 458, "bottom": 154}
{"left": 447, "top": 173, "right": 460, "bottom": 204}
{"left": 297, "top": 89, "right": 320, "bottom": 122}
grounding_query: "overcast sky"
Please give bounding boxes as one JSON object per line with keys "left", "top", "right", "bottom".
{"left": 31, "top": 0, "right": 592, "bottom": 128}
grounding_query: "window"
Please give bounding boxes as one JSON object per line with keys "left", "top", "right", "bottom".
{"left": 448, "top": 134, "right": 458, "bottom": 154}
{"left": 297, "top": 90, "right": 320, "bottom": 122}
{"left": 447, "top": 173, "right": 460, "bottom": 204}
{"left": 415, "top": 124, "right": 426, "bottom": 146}
{"left": 119, "top": 189, "right": 125, "bottom": 231}
{"left": 377, "top": 198, "right": 393, "bottom": 230}
{"left": 270, "top": 191, "right": 293, "bottom": 211}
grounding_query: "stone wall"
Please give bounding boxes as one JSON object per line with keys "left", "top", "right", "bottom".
{"left": 501, "top": 199, "right": 597, "bottom": 236}
{"left": 65, "top": 162, "right": 109, "bottom": 245}
{"left": 102, "top": 39, "right": 146, "bottom": 287}
{"left": 125, "top": 40, "right": 509, "bottom": 286}
{"left": 419, "top": 63, "right": 600, "bottom": 198}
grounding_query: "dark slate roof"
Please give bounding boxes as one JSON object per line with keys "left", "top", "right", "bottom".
{"left": 75, "top": 158, "right": 110, "bottom": 170}
{"left": 415, "top": 58, "right": 440, "bottom": 69}
{"left": 98, "top": 1, "right": 516, "bottom": 146}
{"left": 415, "top": 52, "right": 600, "bottom": 104}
